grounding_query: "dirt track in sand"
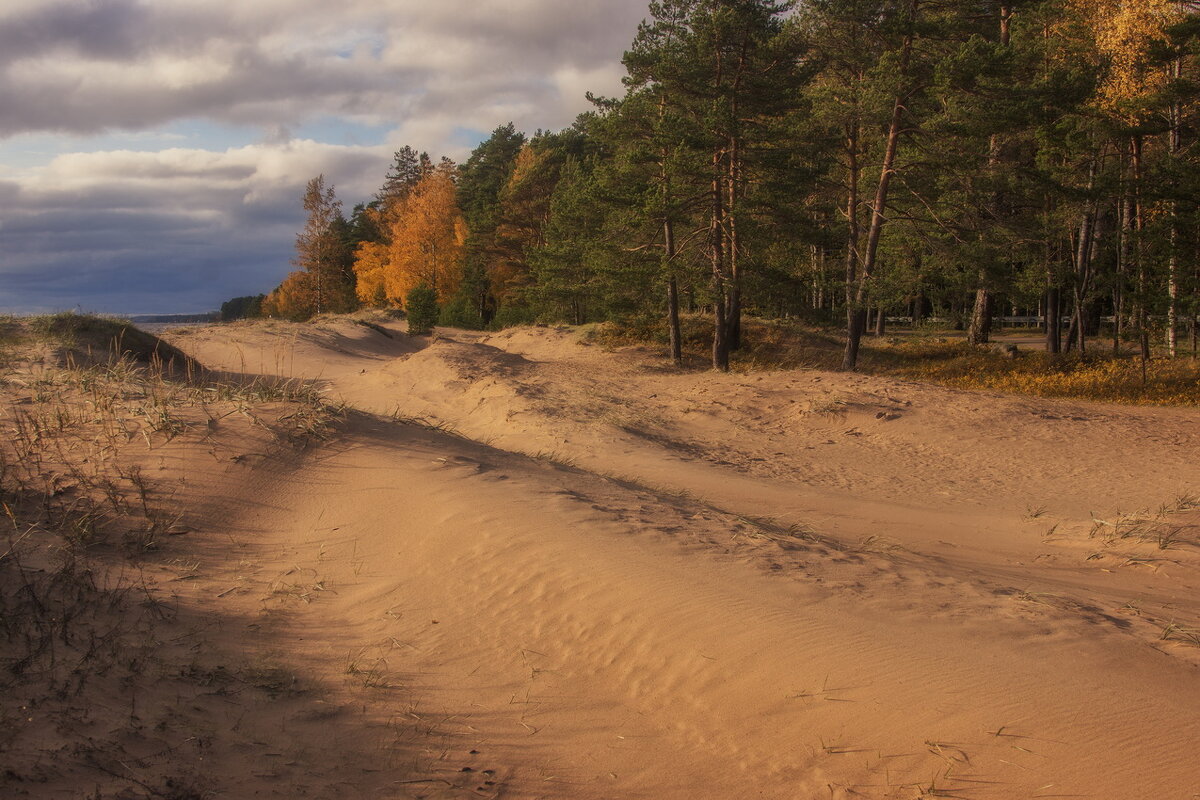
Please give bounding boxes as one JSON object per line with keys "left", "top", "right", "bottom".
{"left": 137, "top": 316, "right": 1200, "bottom": 799}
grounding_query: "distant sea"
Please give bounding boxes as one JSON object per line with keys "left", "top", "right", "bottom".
{"left": 138, "top": 321, "right": 214, "bottom": 334}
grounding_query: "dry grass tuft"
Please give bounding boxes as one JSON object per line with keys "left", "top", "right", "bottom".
{"left": 1089, "top": 496, "right": 1198, "bottom": 551}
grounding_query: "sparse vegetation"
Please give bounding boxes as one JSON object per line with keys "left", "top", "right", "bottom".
{"left": 875, "top": 340, "right": 1200, "bottom": 407}
{"left": 29, "top": 311, "right": 200, "bottom": 374}
{"left": 1090, "top": 497, "right": 1199, "bottom": 550}
{"left": 0, "top": 315, "right": 345, "bottom": 796}
{"left": 590, "top": 315, "right": 1200, "bottom": 406}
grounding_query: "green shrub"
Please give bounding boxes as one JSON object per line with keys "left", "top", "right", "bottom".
{"left": 439, "top": 295, "right": 484, "bottom": 329}
{"left": 405, "top": 286, "right": 439, "bottom": 335}
{"left": 488, "top": 304, "right": 536, "bottom": 331}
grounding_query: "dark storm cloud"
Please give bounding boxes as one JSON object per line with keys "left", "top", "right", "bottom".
{"left": 1, "top": 139, "right": 387, "bottom": 312}
{"left": 0, "top": 0, "right": 211, "bottom": 62}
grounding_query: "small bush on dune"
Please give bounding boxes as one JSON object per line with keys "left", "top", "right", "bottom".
{"left": 489, "top": 304, "right": 537, "bottom": 331}
{"left": 405, "top": 286, "right": 440, "bottom": 335}
{"left": 587, "top": 313, "right": 719, "bottom": 351}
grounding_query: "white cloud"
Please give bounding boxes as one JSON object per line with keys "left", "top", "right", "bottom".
{"left": 0, "top": 0, "right": 645, "bottom": 138}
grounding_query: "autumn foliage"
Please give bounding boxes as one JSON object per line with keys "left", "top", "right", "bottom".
{"left": 1069, "top": 0, "right": 1188, "bottom": 114}
{"left": 263, "top": 175, "right": 357, "bottom": 321}
{"left": 353, "top": 164, "right": 466, "bottom": 309}
{"left": 352, "top": 238, "right": 390, "bottom": 307}
{"left": 262, "top": 270, "right": 318, "bottom": 321}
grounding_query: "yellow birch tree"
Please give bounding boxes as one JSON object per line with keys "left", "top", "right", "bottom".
{"left": 1069, "top": 0, "right": 1187, "bottom": 114}
{"left": 352, "top": 240, "right": 390, "bottom": 306}
{"left": 384, "top": 165, "right": 466, "bottom": 306}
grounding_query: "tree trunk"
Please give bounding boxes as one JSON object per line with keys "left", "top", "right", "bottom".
{"left": 844, "top": 309, "right": 868, "bottom": 371}
{"left": 657, "top": 98, "right": 683, "bottom": 368}
{"left": 843, "top": 82, "right": 906, "bottom": 369}
{"left": 1046, "top": 286, "right": 1061, "bottom": 355}
{"left": 967, "top": 289, "right": 992, "bottom": 345}
{"left": 712, "top": 151, "right": 729, "bottom": 372}
{"left": 967, "top": 6, "right": 1012, "bottom": 349}
{"left": 1070, "top": 196, "right": 1098, "bottom": 356}
{"left": 914, "top": 289, "right": 929, "bottom": 324}
{"left": 874, "top": 307, "right": 886, "bottom": 337}
{"left": 665, "top": 217, "right": 682, "bottom": 366}
{"left": 841, "top": 116, "right": 862, "bottom": 368}
{"left": 1167, "top": 57, "right": 1183, "bottom": 357}
{"left": 842, "top": 1, "right": 917, "bottom": 371}
{"left": 1115, "top": 191, "right": 1131, "bottom": 355}
{"left": 725, "top": 137, "right": 742, "bottom": 351}
{"left": 1129, "top": 135, "right": 1151, "bottom": 366}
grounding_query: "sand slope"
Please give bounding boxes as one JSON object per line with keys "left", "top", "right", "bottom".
{"left": 155, "top": 317, "right": 1200, "bottom": 799}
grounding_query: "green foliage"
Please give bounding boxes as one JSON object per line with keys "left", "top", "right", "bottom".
{"left": 259, "top": 0, "right": 1200, "bottom": 374}
{"left": 378, "top": 145, "right": 433, "bottom": 204}
{"left": 456, "top": 123, "right": 528, "bottom": 323}
{"left": 439, "top": 294, "right": 485, "bottom": 329}
{"left": 457, "top": 124, "right": 527, "bottom": 230}
{"left": 347, "top": 202, "right": 386, "bottom": 247}
{"left": 220, "top": 294, "right": 265, "bottom": 321}
{"left": 489, "top": 304, "right": 537, "bottom": 330}
{"left": 405, "top": 285, "right": 440, "bottom": 335}
{"left": 529, "top": 158, "right": 611, "bottom": 324}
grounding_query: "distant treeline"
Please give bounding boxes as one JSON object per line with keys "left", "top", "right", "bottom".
{"left": 219, "top": 295, "right": 266, "bottom": 321}
{"left": 231, "top": 0, "right": 1200, "bottom": 371}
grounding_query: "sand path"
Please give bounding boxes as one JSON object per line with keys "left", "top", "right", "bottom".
{"left": 165, "top": 319, "right": 1200, "bottom": 798}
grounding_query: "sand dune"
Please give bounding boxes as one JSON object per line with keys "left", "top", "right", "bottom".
{"left": 11, "top": 315, "right": 1194, "bottom": 798}
{"left": 150, "top": 316, "right": 1200, "bottom": 798}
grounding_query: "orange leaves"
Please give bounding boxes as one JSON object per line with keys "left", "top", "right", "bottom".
{"left": 262, "top": 270, "right": 316, "bottom": 321}
{"left": 352, "top": 240, "right": 390, "bottom": 306}
{"left": 352, "top": 165, "right": 465, "bottom": 309}
{"left": 1068, "top": 0, "right": 1186, "bottom": 116}
{"left": 386, "top": 167, "right": 465, "bottom": 305}
{"left": 492, "top": 144, "right": 556, "bottom": 304}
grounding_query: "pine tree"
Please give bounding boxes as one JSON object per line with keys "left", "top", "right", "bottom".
{"left": 455, "top": 123, "right": 527, "bottom": 323}
{"left": 620, "top": 0, "right": 808, "bottom": 370}
{"left": 530, "top": 157, "right": 613, "bottom": 324}
{"left": 378, "top": 146, "right": 434, "bottom": 204}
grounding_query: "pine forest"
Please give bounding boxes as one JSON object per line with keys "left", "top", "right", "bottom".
{"left": 244, "top": 0, "right": 1200, "bottom": 376}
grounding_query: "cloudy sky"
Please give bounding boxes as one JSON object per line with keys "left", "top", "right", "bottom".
{"left": 0, "top": 0, "right": 649, "bottom": 314}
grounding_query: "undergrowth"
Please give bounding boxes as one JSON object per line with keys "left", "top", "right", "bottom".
{"left": 874, "top": 341, "right": 1200, "bottom": 406}
{"left": 590, "top": 315, "right": 1200, "bottom": 406}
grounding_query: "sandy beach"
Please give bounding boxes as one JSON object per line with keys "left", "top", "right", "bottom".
{"left": 4, "top": 315, "right": 1198, "bottom": 799}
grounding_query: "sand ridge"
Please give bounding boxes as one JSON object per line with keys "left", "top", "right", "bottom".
{"left": 141, "top": 316, "right": 1200, "bottom": 798}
